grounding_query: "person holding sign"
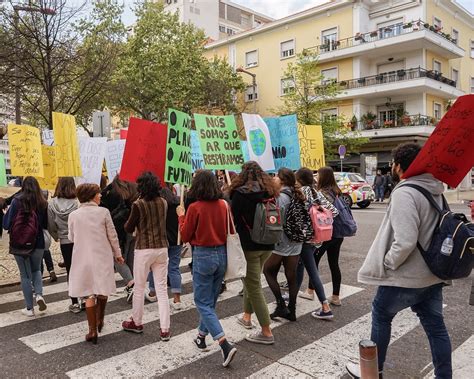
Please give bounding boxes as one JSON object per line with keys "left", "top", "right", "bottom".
{"left": 177, "top": 170, "right": 237, "bottom": 368}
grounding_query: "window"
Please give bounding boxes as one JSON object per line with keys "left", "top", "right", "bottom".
{"left": 321, "top": 67, "right": 338, "bottom": 84}
{"left": 451, "top": 28, "right": 459, "bottom": 44}
{"left": 245, "top": 86, "right": 258, "bottom": 102}
{"left": 321, "top": 27, "right": 338, "bottom": 51}
{"left": 190, "top": 6, "right": 200, "bottom": 15}
{"left": 321, "top": 108, "right": 338, "bottom": 123}
{"left": 433, "top": 17, "right": 442, "bottom": 29}
{"left": 471, "top": 77, "right": 474, "bottom": 93}
{"left": 245, "top": 50, "right": 258, "bottom": 67}
{"left": 377, "top": 18, "right": 403, "bottom": 39}
{"left": 227, "top": 28, "right": 235, "bottom": 35}
{"left": 434, "top": 103, "right": 442, "bottom": 120}
{"left": 470, "top": 40, "right": 474, "bottom": 59}
{"left": 452, "top": 69, "right": 459, "bottom": 87}
{"left": 280, "top": 78, "right": 295, "bottom": 95}
{"left": 280, "top": 39, "right": 295, "bottom": 59}
{"left": 433, "top": 60, "right": 442, "bottom": 73}
{"left": 219, "top": 25, "right": 226, "bottom": 33}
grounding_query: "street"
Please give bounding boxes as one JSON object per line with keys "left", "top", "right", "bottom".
{"left": 0, "top": 203, "right": 472, "bottom": 378}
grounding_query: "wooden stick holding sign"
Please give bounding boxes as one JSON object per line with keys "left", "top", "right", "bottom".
{"left": 177, "top": 185, "right": 185, "bottom": 246}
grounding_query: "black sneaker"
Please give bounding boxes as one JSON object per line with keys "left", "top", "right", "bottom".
{"left": 220, "top": 340, "right": 237, "bottom": 367}
{"left": 220, "top": 281, "right": 227, "bottom": 294}
{"left": 194, "top": 335, "right": 209, "bottom": 352}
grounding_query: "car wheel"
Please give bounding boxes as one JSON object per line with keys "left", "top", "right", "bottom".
{"left": 341, "top": 194, "right": 353, "bottom": 208}
{"left": 357, "top": 200, "right": 371, "bottom": 209}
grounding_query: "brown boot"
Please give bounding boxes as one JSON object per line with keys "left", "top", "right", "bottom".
{"left": 96, "top": 296, "right": 108, "bottom": 333}
{"left": 85, "top": 305, "right": 98, "bottom": 344}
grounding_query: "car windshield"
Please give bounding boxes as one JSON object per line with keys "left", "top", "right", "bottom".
{"left": 348, "top": 174, "right": 366, "bottom": 182}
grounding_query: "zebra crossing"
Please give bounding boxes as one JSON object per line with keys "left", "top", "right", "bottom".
{"left": 1, "top": 256, "right": 473, "bottom": 378}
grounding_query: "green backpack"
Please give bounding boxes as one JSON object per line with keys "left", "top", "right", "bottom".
{"left": 250, "top": 198, "right": 283, "bottom": 245}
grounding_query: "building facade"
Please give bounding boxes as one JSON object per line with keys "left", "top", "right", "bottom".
{"left": 205, "top": 0, "right": 474, "bottom": 188}
{"left": 157, "top": 0, "right": 273, "bottom": 41}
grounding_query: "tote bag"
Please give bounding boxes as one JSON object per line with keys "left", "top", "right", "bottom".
{"left": 223, "top": 201, "right": 247, "bottom": 281}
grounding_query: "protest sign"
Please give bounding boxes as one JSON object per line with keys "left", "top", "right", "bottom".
{"left": 8, "top": 124, "right": 44, "bottom": 177}
{"left": 164, "top": 109, "right": 192, "bottom": 186}
{"left": 242, "top": 113, "right": 274, "bottom": 171}
{"left": 120, "top": 129, "right": 128, "bottom": 139}
{"left": 194, "top": 114, "right": 244, "bottom": 171}
{"left": 42, "top": 129, "right": 55, "bottom": 146}
{"left": 120, "top": 118, "right": 167, "bottom": 183}
{"left": 36, "top": 146, "right": 58, "bottom": 190}
{"left": 404, "top": 95, "right": 474, "bottom": 187}
{"left": 298, "top": 124, "right": 326, "bottom": 170}
{"left": 0, "top": 154, "right": 7, "bottom": 187}
{"left": 265, "top": 114, "right": 301, "bottom": 171}
{"left": 53, "top": 112, "right": 82, "bottom": 177}
{"left": 105, "top": 139, "right": 126, "bottom": 181}
{"left": 77, "top": 137, "right": 107, "bottom": 185}
{"left": 190, "top": 130, "right": 205, "bottom": 172}
{"left": 240, "top": 141, "right": 250, "bottom": 163}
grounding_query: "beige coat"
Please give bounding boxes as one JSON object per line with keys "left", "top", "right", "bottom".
{"left": 68, "top": 202, "right": 121, "bottom": 297}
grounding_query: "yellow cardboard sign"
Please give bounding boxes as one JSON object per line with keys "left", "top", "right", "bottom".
{"left": 53, "top": 112, "right": 82, "bottom": 177}
{"left": 36, "top": 146, "right": 58, "bottom": 190}
{"left": 8, "top": 124, "right": 44, "bottom": 177}
{"left": 298, "top": 124, "right": 326, "bottom": 171}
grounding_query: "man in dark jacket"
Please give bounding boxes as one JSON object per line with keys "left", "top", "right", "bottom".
{"left": 373, "top": 170, "right": 385, "bottom": 202}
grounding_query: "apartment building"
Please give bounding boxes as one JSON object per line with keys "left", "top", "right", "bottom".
{"left": 157, "top": 0, "right": 273, "bottom": 41}
{"left": 205, "top": 0, "right": 474, "bottom": 187}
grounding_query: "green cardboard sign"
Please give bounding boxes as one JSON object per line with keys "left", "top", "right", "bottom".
{"left": 164, "top": 109, "right": 192, "bottom": 186}
{"left": 193, "top": 114, "right": 244, "bottom": 171}
{"left": 0, "top": 154, "right": 7, "bottom": 187}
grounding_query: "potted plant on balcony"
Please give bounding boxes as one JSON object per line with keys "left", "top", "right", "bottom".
{"left": 358, "top": 77, "right": 366, "bottom": 84}
{"left": 339, "top": 80, "right": 347, "bottom": 87}
{"left": 430, "top": 117, "right": 437, "bottom": 125}
{"left": 384, "top": 26, "right": 393, "bottom": 32}
{"left": 383, "top": 120, "right": 394, "bottom": 128}
{"left": 348, "top": 115, "right": 358, "bottom": 130}
{"left": 355, "top": 33, "right": 363, "bottom": 41}
{"left": 362, "top": 111, "right": 377, "bottom": 129}
{"left": 397, "top": 69, "right": 406, "bottom": 77}
{"left": 403, "top": 22, "right": 413, "bottom": 29}
{"left": 370, "top": 30, "right": 378, "bottom": 37}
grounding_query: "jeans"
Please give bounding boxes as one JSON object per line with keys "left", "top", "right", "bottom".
{"left": 296, "top": 243, "right": 327, "bottom": 304}
{"left": 60, "top": 243, "right": 78, "bottom": 305}
{"left": 41, "top": 249, "right": 54, "bottom": 273}
{"left": 311, "top": 238, "right": 343, "bottom": 296}
{"left": 168, "top": 245, "right": 182, "bottom": 294}
{"left": 371, "top": 284, "right": 452, "bottom": 378}
{"left": 193, "top": 245, "right": 227, "bottom": 340}
{"left": 375, "top": 185, "right": 385, "bottom": 201}
{"left": 243, "top": 250, "right": 272, "bottom": 327}
{"left": 115, "top": 233, "right": 134, "bottom": 283}
{"left": 14, "top": 249, "right": 44, "bottom": 310}
{"left": 132, "top": 248, "right": 170, "bottom": 330}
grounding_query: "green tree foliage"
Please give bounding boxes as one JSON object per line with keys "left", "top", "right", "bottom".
{"left": 274, "top": 50, "right": 367, "bottom": 158}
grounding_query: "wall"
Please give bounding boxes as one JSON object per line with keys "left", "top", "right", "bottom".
{"left": 426, "top": 93, "right": 446, "bottom": 119}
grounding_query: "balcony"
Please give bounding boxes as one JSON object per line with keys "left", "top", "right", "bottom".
{"left": 307, "top": 20, "right": 465, "bottom": 61}
{"left": 325, "top": 67, "right": 464, "bottom": 100}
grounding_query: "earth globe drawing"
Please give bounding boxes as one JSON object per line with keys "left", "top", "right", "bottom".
{"left": 249, "top": 129, "right": 266, "bottom": 156}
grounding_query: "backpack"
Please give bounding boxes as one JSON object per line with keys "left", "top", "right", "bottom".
{"left": 111, "top": 200, "right": 131, "bottom": 243}
{"left": 403, "top": 184, "right": 474, "bottom": 280}
{"left": 249, "top": 198, "right": 283, "bottom": 245}
{"left": 281, "top": 189, "right": 314, "bottom": 242}
{"left": 332, "top": 194, "right": 357, "bottom": 238}
{"left": 9, "top": 203, "right": 39, "bottom": 256}
{"left": 309, "top": 205, "right": 333, "bottom": 244}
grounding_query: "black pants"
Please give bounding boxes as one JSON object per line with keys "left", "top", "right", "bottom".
{"left": 309, "top": 237, "right": 344, "bottom": 296}
{"left": 41, "top": 250, "right": 54, "bottom": 273}
{"left": 61, "top": 243, "right": 78, "bottom": 305}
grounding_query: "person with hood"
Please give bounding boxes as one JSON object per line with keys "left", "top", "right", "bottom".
{"left": 48, "top": 177, "right": 80, "bottom": 313}
{"left": 228, "top": 161, "right": 278, "bottom": 345}
{"left": 347, "top": 143, "right": 452, "bottom": 378}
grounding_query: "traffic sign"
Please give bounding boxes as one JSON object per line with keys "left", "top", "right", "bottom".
{"left": 338, "top": 145, "right": 346, "bottom": 159}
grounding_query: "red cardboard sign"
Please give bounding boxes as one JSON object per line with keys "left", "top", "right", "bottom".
{"left": 404, "top": 95, "right": 474, "bottom": 187}
{"left": 119, "top": 118, "right": 167, "bottom": 183}
{"left": 120, "top": 129, "right": 128, "bottom": 139}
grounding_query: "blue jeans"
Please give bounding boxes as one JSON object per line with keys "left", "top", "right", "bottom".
{"left": 193, "top": 245, "right": 227, "bottom": 340}
{"left": 371, "top": 284, "right": 452, "bottom": 378}
{"left": 375, "top": 185, "right": 385, "bottom": 201}
{"left": 296, "top": 243, "right": 328, "bottom": 304}
{"left": 14, "top": 249, "right": 44, "bottom": 310}
{"left": 147, "top": 245, "right": 183, "bottom": 293}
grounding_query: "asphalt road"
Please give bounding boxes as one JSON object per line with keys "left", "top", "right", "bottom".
{"left": 0, "top": 203, "right": 472, "bottom": 378}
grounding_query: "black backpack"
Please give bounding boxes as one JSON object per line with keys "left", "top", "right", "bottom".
{"left": 403, "top": 184, "right": 474, "bottom": 280}
{"left": 111, "top": 200, "right": 131, "bottom": 244}
{"left": 281, "top": 189, "right": 314, "bottom": 242}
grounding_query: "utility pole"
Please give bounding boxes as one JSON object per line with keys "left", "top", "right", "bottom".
{"left": 236, "top": 67, "right": 257, "bottom": 113}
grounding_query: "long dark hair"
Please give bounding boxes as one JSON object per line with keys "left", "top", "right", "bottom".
{"left": 19, "top": 176, "right": 48, "bottom": 212}
{"left": 136, "top": 172, "right": 162, "bottom": 201}
{"left": 229, "top": 161, "right": 278, "bottom": 197}
{"left": 111, "top": 175, "right": 137, "bottom": 202}
{"left": 316, "top": 166, "right": 341, "bottom": 196}
{"left": 296, "top": 167, "right": 314, "bottom": 187}
{"left": 188, "top": 170, "right": 222, "bottom": 201}
{"left": 53, "top": 177, "right": 76, "bottom": 199}
{"left": 278, "top": 168, "right": 305, "bottom": 201}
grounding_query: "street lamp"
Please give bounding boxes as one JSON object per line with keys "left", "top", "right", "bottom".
{"left": 12, "top": 4, "right": 56, "bottom": 125}
{"left": 236, "top": 67, "right": 257, "bottom": 114}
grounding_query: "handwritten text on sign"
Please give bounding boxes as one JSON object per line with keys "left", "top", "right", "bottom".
{"left": 265, "top": 115, "right": 301, "bottom": 171}
{"left": 404, "top": 95, "right": 474, "bottom": 187}
{"left": 298, "top": 124, "right": 326, "bottom": 171}
{"left": 36, "top": 146, "right": 58, "bottom": 190}
{"left": 8, "top": 124, "right": 44, "bottom": 177}
{"left": 77, "top": 137, "right": 107, "bottom": 185}
{"left": 53, "top": 112, "right": 82, "bottom": 177}
{"left": 105, "top": 139, "right": 126, "bottom": 181}
{"left": 190, "top": 130, "right": 205, "bottom": 172}
{"left": 194, "top": 114, "right": 244, "bottom": 171}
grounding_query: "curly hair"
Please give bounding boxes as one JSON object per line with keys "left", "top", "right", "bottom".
{"left": 136, "top": 172, "right": 162, "bottom": 201}
{"left": 278, "top": 168, "right": 305, "bottom": 201}
{"left": 228, "top": 161, "right": 278, "bottom": 197}
{"left": 188, "top": 170, "right": 223, "bottom": 201}
{"left": 392, "top": 143, "right": 421, "bottom": 172}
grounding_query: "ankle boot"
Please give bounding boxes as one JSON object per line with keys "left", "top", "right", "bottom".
{"left": 270, "top": 298, "right": 290, "bottom": 320}
{"left": 85, "top": 305, "right": 98, "bottom": 344}
{"left": 285, "top": 303, "right": 297, "bottom": 322}
{"left": 96, "top": 297, "right": 108, "bottom": 333}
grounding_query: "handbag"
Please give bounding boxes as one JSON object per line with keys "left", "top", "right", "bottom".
{"left": 223, "top": 201, "right": 247, "bottom": 281}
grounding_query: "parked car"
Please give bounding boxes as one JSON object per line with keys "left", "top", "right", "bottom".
{"left": 335, "top": 172, "right": 375, "bottom": 208}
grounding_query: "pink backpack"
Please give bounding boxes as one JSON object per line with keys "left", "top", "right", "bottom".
{"left": 309, "top": 205, "right": 333, "bottom": 243}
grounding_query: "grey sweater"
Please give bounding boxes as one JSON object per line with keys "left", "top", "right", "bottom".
{"left": 358, "top": 173, "right": 450, "bottom": 288}
{"left": 48, "top": 198, "right": 79, "bottom": 244}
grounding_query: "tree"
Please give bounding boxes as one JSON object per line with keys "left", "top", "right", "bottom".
{"left": 111, "top": 2, "right": 208, "bottom": 122}
{"left": 0, "top": 0, "right": 125, "bottom": 130}
{"left": 273, "top": 50, "right": 367, "bottom": 158}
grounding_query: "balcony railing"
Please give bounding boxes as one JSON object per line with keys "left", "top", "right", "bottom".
{"left": 349, "top": 114, "right": 439, "bottom": 131}
{"left": 308, "top": 19, "right": 458, "bottom": 55}
{"left": 324, "top": 67, "right": 456, "bottom": 91}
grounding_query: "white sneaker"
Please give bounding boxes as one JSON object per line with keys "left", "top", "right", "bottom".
{"left": 36, "top": 295, "right": 47, "bottom": 312}
{"left": 22, "top": 308, "right": 35, "bottom": 317}
{"left": 171, "top": 301, "right": 183, "bottom": 311}
{"left": 298, "top": 290, "right": 315, "bottom": 301}
{"left": 144, "top": 288, "right": 157, "bottom": 303}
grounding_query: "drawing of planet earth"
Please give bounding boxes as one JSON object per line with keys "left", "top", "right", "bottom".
{"left": 249, "top": 129, "right": 266, "bottom": 156}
